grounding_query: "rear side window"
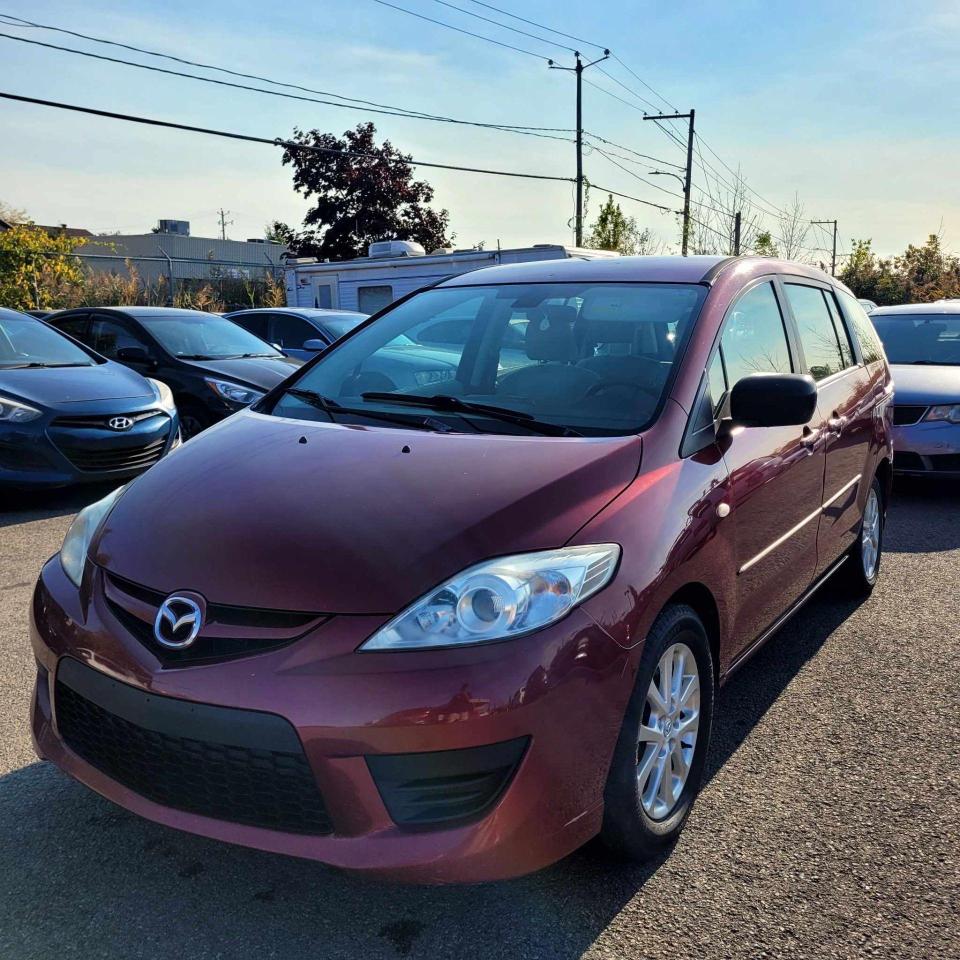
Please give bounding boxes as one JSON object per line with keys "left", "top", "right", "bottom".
{"left": 784, "top": 284, "right": 847, "bottom": 381}
{"left": 89, "top": 316, "right": 151, "bottom": 359}
{"left": 233, "top": 312, "right": 269, "bottom": 341}
{"left": 836, "top": 289, "right": 885, "bottom": 364}
{"left": 720, "top": 281, "right": 792, "bottom": 387}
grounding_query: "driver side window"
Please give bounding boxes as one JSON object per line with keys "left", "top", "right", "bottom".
{"left": 719, "top": 282, "right": 793, "bottom": 388}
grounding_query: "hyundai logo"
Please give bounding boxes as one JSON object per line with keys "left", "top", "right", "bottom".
{"left": 154, "top": 595, "right": 204, "bottom": 649}
{"left": 107, "top": 416, "right": 134, "bottom": 431}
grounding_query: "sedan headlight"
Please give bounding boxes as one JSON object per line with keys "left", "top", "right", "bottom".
{"left": 147, "top": 377, "right": 177, "bottom": 412}
{"left": 924, "top": 403, "right": 960, "bottom": 424}
{"left": 361, "top": 544, "right": 620, "bottom": 651}
{"left": 0, "top": 395, "right": 42, "bottom": 423}
{"left": 59, "top": 487, "right": 125, "bottom": 587}
{"left": 204, "top": 378, "right": 265, "bottom": 407}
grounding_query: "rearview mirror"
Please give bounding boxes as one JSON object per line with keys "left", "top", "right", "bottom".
{"left": 303, "top": 338, "right": 327, "bottom": 352}
{"left": 729, "top": 373, "right": 817, "bottom": 427}
{"left": 116, "top": 346, "right": 153, "bottom": 366}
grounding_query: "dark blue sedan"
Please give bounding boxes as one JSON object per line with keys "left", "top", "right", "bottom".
{"left": 872, "top": 301, "right": 960, "bottom": 477}
{"left": 0, "top": 308, "right": 180, "bottom": 489}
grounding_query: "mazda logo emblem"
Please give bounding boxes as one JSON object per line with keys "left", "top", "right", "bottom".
{"left": 108, "top": 416, "right": 134, "bottom": 431}
{"left": 154, "top": 595, "right": 204, "bottom": 649}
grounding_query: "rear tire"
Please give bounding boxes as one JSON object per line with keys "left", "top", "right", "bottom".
{"left": 838, "top": 475, "right": 884, "bottom": 597}
{"left": 178, "top": 401, "right": 212, "bottom": 440}
{"left": 600, "top": 604, "right": 715, "bottom": 861}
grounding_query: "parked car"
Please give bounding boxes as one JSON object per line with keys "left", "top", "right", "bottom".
{"left": 870, "top": 301, "right": 960, "bottom": 476}
{"left": 25, "top": 309, "right": 52, "bottom": 319}
{"left": 0, "top": 307, "right": 180, "bottom": 488}
{"left": 45, "top": 307, "right": 301, "bottom": 437}
{"left": 857, "top": 298, "right": 877, "bottom": 314}
{"left": 31, "top": 256, "right": 892, "bottom": 883}
{"left": 226, "top": 306, "right": 462, "bottom": 387}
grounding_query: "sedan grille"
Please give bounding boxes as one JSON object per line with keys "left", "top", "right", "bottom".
{"left": 892, "top": 405, "right": 928, "bottom": 426}
{"left": 50, "top": 410, "right": 163, "bottom": 429}
{"left": 55, "top": 658, "right": 332, "bottom": 835}
{"left": 56, "top": 437, "right": 167, "bottom": 473}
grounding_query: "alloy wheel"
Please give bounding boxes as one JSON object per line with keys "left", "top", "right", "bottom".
{"left": 637, "top": 641, "right": 700, "bottom": 820}
{"left": 861, "top": 488, "right": 881, "bottom": 580}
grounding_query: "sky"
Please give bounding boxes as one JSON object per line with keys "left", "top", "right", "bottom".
{"left": 1, "top": 0, "right": 958, "bottom": 260}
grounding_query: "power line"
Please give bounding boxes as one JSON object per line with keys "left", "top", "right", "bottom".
{"left": 591, "top": 148, "right": 685, "bottom": 201}
{"left": 0, "top": 26, "right": 571, "bottom": 141}
{"left": 594, "top": 64, "right": 662, "bottom": 113}
{"left": 460, "top": 0, "right": 608, "bottom": 50}
{"left": 587, "top": 184, "right": 674, "bottom": 215}
{"left": 366, "top": 0, "right": 551, "bottom": 61}
{"left": 425, "top": 0, "right": 575, "bottom": 53}
{"left": 0, "top": 91, "right": 577, "bottom": 183}
{"left": 582, "top": 133, "right": 684, "bottom": 171}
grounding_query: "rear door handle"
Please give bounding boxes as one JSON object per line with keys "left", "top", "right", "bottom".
{"left": 828, "top": 415, "right": 848, "bottom": 435}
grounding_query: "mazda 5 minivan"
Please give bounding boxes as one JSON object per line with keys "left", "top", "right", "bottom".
{"left": 30, "top": 256, "right": 893, "bottom": 883}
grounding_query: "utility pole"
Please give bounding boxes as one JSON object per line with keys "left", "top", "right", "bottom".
{"left": 811, "top": 219, "right": 838, "bottom": 275}
{"left": 548, "top": 49, "right": 609, "bottom": 247}
{"left": 733, "top": 211, "right": 742, "bottom": 256}
{"left": 217, "top": 208, "right": 234, "bottom": 241}
{"left": 643, "top": 109, "right": 695, "bottom": 255}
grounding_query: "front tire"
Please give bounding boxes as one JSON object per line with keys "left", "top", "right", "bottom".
{"left": 839, "top": 475, "right": 884, "bottom": 596}
{"left": 600, "top": 604, "right": 715, "bottom": 861}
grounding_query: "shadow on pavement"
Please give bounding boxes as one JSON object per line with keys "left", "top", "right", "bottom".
{"left": 884, "top": 476, "right": 960, "bottom": 553}
{"left": 0, "top": 483, "right": 116, "bottom": 529}
{"left": 0, "top": 586, "right": 859, "bottom": 960}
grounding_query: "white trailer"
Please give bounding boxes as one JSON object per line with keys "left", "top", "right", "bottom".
{"left": 284, "top": 241, "right": 618, "bottom": 313}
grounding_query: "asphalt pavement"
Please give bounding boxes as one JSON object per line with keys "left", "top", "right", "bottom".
{"left": 0, "top": 479, "right": 957, "bottom": 959}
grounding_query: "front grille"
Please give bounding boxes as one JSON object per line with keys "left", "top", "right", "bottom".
{"left": 55, "top": 658, "right": 332, "bottom": 835}
{"left": 894, "top": 451, "right": 926, "bottom": 471}
{"left": 892, "top": 405, "right": 928, "bottom": 426}
{"left": 367, "top": 737, "right": 529, "bottom": 828}
{"left": 103, "top": 572, "right": 326, "bottom": 666}
{"left": 50, "top": 410, "right": 162, "bottom": 429}
{"left": 56, "top": 437, "right": 167, "bottom": 473}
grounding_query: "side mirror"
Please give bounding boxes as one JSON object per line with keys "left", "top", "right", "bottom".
{"left": 116, "top": 346, "right": 153, "bottom": 366}
{"left": 728, "top": 373, "right": 817, "bottom": 427}
{"left": 303, "top": 338, "right": 327, "bottom": 353}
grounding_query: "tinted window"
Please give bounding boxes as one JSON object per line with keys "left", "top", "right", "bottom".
{"left": 824, "top": 292, "right": 856, "bottom": 368}
{"left": 271, "top": 282, "right": 707, "bottom": 437}
{"left": 89, "top": 316, "right": 150, "bottom": 360}
{"left": 56, "top": 315, "right": 89, "bottom": 340}
{"left": 136, "top": 312, "right": 282, "bottom": 359}
{"left": 232, "top": 312, "right": 270, "bottom": 341}
{"left": 272, "top": 314, "right": 316, "bottom": 349}
{"left": 784, "top": 284, "right": 845, "bottom": 380}
{"left": 870, "top": 313, "right": 960, "bottom": 365}
{"left": 706, "top": 348, "right": 727, "bottom": 416}
{"left": 320, "top": 316, "right": 365, "bottom": 341}
{"left": 0, "top": 312, "right": 95, "bottom": 368}
{"left": 357, "top": 285, "right": 394, "bottom": 314}
{"left": 836, "top": 290, "right": 884, "bottom": 364}
{"left": 720, "top": 282, "right": 792, "bottom": 386}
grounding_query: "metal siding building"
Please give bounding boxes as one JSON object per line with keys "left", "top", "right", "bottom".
{"left": 285, "top": 245, "right": 618, "bottom": 312}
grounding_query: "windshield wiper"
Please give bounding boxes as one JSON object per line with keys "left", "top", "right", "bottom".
{"left": 224, "top": 353, "right": 280, "bottom": 359}
{"left": 285, "top": 388, "right": 444, "bottom": 432}
{"left": 176, "top": 353, "right": 219, "bottom": 360}
{"left": 360, "top": 392, "right": 582, "bottom": 437}
{"left": 1, "top": 361, "right": 91, "bottom": 369}
{"left": 908, "top": 360, "right": 960, "bottom": 366}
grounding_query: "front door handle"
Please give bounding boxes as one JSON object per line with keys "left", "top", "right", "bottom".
{"left": 801, "top": 426, "right": 820, "bottom": 450}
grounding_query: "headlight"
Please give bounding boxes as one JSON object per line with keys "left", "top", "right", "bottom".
{"left": 0, "top": 395, "right": 42, "bottom": 423}
{"left": 147, "top": 377, "right": 176, "bottom": 412}
{"left": 924, "top": 404, "right": 960, "bottom": 424}
{"left": 360, "top": 544, "right": 620, "bottom": 651}
{"left": 204, "top": 378, "right": 265, "bottom": 406}
{"left": 413, "top": 369, "right": 456, "bottom": 386}
{"left": 59, "top": 487, "right": 125, "bottom": 587}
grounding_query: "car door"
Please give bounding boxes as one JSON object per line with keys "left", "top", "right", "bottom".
{"left": 780, "top": 280, "right": 872, "bottom": 577}
{"left": 50, "top": 312, "right": 91, "bottom": 345}
{"left": 88, "top": 313, "right": 157, "bottom": 370}
{"left": 269, "top": 313, "right": 321, "bottom": 362}
{"left": 711, "top": 279, "right": 827, "bottom": 654}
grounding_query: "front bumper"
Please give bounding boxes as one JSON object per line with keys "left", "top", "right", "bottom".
{"left": 0, "top": 410, "right": 179, "bottom": 488}
{"left": 30, "top": 558, "right": 631, "bottom": 883}
{"left": 892, "top": 421, "right": 960, "bottom": 476}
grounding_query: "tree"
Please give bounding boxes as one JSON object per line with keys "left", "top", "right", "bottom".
{"left": 586, "top": 194, "right": 662, "bottom": 255}
{"left": 0, "top": 224, "right": 84, "bottom": 310}
{"left": 839, "top": 234, "right": 960, "bottom": 304}
{"left": 279, "top": 122, "right": 453, "bottom": 261}
{"left": 264, "top": 220, "right": 297, "bottom": 246}
{"left": 752, "top": 231, "right": 779, "bottom": 257}
{"left": 777, "top": 194, "right": 810, "bottom": 261}
{"left": 0, "top": 200, "right": 28, "bottom": 225}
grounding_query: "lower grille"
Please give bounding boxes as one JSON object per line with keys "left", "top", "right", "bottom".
{"left": 57, "top": 436, "right": 167, "bottom": 473}
{"left": 55, "top": 658, "right": 332, "bottom": 835}
{"left": 892, "top": 405, "right": 928, "bottom": 426}
{"left": 367, "top": 737, "right": 528, "bottom": 828}
{"left": 895, "top": 451, "right": 960, "bottom": 472}
{"left": 894, "top": 451, "right": 925, "bottom": 471}
{"left": 929, "top": 453, "right": 960, "bottom": 472}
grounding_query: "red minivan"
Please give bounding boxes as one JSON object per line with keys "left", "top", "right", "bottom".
{"left": 30, "top": 255, "right": 892, "bottom": 883}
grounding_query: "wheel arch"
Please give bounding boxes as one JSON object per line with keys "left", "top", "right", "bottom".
{"left": 874, "top": 456, "right": 892, "bottom": 509}
{"left": 661, "top": 582, "right": 721, "bottom": 681}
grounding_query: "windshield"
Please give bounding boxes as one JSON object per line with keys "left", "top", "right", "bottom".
{"left": 270, "top": 282, "right": 707, "bottom": 436}
{"left": 137, "top": 312, "right": 283, "bottom": 360}
{"left": 321, "top": 316, "right": 366, "bottom": 341}
{"left": 871, "top": 314, "right": 960, "bottom": 365}
{"left": 0, "top": 312, "right": 95, "bottom": 368}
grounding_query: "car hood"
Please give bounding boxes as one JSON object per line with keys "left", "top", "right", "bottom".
{"left": 182, "top": 356, "right": 302, "bottom": 390}
{"left": 890, "top": 364, "right": 960, "bottom": 404}
{"left": 0, "top": 361, "right": 153, "bottom": 407}
{"left": 94, "top": 410, "right": 641, "bottom": 614}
